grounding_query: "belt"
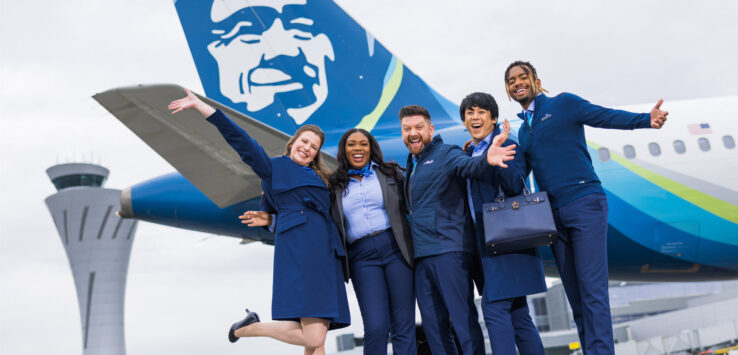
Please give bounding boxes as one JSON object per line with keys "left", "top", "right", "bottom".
{"left": 302, "top": 198, "right": 346, "bottom": 257}
{"left": 350, "top": 228, "right": 391, "bottom": 247}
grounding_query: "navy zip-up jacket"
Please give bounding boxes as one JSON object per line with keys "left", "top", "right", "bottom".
{"left": 517, "top": 93, "right": 652, "bottom": 209}
{"left": 404, "top": 135, "right": 494, "bottom": 259}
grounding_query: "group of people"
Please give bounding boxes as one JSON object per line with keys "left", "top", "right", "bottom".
{"left": 168, "top": 60, "right": 668, "bottom": 355}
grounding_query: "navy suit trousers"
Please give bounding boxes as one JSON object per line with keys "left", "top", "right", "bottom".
{"left": 482, "top": 295, "right": 544, "bottom": 355}
{"left": 349, "top": 230, "right": 416, "bottom": 355}
{"left": 415, "top": 252, "right": 485, "bottom": 355}
{"left": 552, "top": 193, "right": 614, "bottom": 355}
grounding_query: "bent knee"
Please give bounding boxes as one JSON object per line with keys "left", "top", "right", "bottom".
{"left": 304, "top": 335, "right": 326, "bottom": 350}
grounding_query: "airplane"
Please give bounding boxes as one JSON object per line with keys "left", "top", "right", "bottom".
{"left": 93, "top": 0, "right": 738, "bottom": 282}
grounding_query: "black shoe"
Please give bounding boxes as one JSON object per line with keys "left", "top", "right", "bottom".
{"left": 228, "top": 308, "right": 260, "bottom": 343}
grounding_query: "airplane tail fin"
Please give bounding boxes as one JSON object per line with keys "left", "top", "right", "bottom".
{"left": 174, "top": 0, "right": 460, "bottom": 147}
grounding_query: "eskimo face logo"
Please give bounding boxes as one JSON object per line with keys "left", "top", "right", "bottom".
{"left": 208, "top": 0, "right": 335, "bottom": 124}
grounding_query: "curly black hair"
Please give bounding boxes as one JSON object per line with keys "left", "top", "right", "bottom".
{"left": 329, "top": 128, "right": 404, "bottom": 194}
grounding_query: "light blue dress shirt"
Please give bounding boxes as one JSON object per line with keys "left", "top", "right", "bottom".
{"left": 466, "top": 132, "right": 493, "bottom": 224}
{"left": 342, "top": 163, "right": 391, "bottom": 244}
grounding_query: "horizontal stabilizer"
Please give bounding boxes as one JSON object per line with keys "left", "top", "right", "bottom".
{"left": 93, "top": 84, "right": 336, "bottom": 208}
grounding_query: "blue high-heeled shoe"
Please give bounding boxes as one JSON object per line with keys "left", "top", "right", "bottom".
{"left": 228, "top": 308, "right": 260, "bottom": 343}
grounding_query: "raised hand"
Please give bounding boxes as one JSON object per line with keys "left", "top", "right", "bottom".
{"left": 462, "top": 139, "right": 473, "bottom": 152}
{"left": 650, "top": 99, "right": 668, "bottom": 129}
{"left": 491, "top": 119, "right": 511, "bottom": 147}
{"left": 239, "top": 210, "right": 272, "bottom": 227}
{"left": 168, "top": 88, "right": 216, "bottom": 117}
{"left": 486, "top": 119, "right": 516, "bottom": 168}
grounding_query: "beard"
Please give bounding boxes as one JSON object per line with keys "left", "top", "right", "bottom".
{"left": 404, "top": 135, "right": 432, "bottom": 155}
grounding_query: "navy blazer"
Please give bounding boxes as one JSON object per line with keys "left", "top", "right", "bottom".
{"left": 468, "top": 126, "right": 547, "bottom": 301}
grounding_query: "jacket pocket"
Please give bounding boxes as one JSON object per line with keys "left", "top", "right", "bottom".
{"left": 276, "top": 213, "right": 307, "bottom": 234}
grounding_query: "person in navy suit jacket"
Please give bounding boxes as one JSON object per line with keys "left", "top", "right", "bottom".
{"left": 504, "top": 61, "right": 668, "bottom": 355}
{"left": 399, "top": 105, "right": 517, "bottom": 355}
{"left": 460, "top": 92, "right": 546, "bottom": 354}
{"left": 169, "top": 89, "right": 350, "bottom": 355}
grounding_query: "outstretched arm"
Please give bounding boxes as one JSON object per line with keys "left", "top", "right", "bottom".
{"left": 486, "top": 120, "right": 516, "bottom": 168}
{"left": 569, "top": 93, "right": 662, "bottom": 130}
{"left": 168, "top": 89, "right": 273, "bottom": 180}
{"left": 448, "top": 120, "right": 516, "bottom": 178}
{"left": 168, "top": 88, "right": 216, "bottom": 118}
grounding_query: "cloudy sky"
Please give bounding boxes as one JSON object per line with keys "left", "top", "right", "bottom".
{"left": 1, "top": 1, "right": 737, "bottom": 354}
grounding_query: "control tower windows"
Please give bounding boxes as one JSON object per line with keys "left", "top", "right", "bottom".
{"left": 52, "top": 174, "right": 106, "bottom": 191}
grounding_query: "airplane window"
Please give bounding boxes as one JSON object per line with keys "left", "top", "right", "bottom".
{"left": 623, "top": 145, "right": 636, "bottom": 159}
{"left": 597, "top": 147, "right": 611, "bottom": 162}
{"left": 723, "top": 135, "right": 735, "bottom": 149}
{"left": 673, "top": 140, "right": 686, "bottom": 154}
{"left": 698, "top": 137, "right": 711, "bottom": 152}
{"left": 648, "top": 142, "right": 661, "bottom": 156}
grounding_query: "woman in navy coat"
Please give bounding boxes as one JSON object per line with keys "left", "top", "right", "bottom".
{"left": 169, "top": 89, "right": 349, "bottom": 355}
{"left": 246, "top": 129, "right": 417, "bottom": 355}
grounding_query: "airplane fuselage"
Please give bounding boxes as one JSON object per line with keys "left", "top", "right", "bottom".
{"left": 123, "top": 95, "right": 738, "bottom": 281}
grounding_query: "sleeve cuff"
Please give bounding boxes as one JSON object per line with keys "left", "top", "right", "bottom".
{"left": 268, "top": 213, "right": 276, "bottom": 232}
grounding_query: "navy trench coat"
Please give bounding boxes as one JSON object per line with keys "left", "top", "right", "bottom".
{"left": 208, "top": 109, "right": 350, "bottom": 329}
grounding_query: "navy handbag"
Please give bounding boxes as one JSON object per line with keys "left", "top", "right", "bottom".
{"left": 481, "top": 182, "right": 558, "bottom": 255}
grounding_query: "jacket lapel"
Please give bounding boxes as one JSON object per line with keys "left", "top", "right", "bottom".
{"left": 376, "top": 168, "right": 391, "bottom": 213}
{"left": 334, "top": 188, "right": 345, "bottom": 233}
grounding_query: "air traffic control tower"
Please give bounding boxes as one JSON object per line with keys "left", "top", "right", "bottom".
{"left": 44, "top": 163, "right": 137, "bottom": 355}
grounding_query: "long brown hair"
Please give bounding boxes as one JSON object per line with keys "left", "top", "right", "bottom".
{"left": 285, "top": 124, "right": 331, "bottom": 185}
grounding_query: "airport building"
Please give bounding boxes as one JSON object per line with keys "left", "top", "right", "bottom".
{"left": 333, "top": 280, "right": 738, "bottom": 355}
{"left": 532, "top": 280, "right": 738, "bottom": 355}
{"left": 44, "top": 163, "right": 138, "bottom": 355}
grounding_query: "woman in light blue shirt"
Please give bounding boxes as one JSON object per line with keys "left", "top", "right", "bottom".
{"left": 328, "top": 128, "right": 416, "bottom": 355}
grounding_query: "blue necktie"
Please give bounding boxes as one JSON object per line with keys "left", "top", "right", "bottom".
{"left": 410, "top": 159, "right": 418, "bottom": 177}
{"left": 525, "top": 110, "right": 534, "bottom": 127}
{"left": 347, "top": 165, "right": 374, "bottom": 176}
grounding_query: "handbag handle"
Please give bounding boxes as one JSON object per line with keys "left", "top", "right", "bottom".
{"left": 495, "top": 176, "right": 531, "bottom": 203}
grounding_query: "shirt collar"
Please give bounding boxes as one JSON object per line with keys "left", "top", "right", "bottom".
{"left": 413, "top": 135, "right": 442, "bottom": 160}
{"left": 470, "top": 130, "right": 494, "bottom": 151}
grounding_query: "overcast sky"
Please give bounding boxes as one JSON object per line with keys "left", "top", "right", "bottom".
{"left": 1, "top": 1, "right": 737, "bottom": 354}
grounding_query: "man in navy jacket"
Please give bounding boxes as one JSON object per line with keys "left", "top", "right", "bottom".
{"left": 505, "top": 61, "right": 668, "bottom": 355}
{"left": 461, "top": 92, "right": 547, "bottom": 354}
{"left": 399, "top": 105, "right": 515, "bottom": 355}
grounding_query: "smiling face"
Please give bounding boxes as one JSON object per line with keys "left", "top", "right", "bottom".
{"left": 207, "top": 0, "right": 335, "bottom": 124}
{"left": 345, "top": 131, "right": 371, "bottom": 169}
{"left": 401, "top": 115, "right": 434, "bottom": 156}
{"left": 463, "top": 106, "right": 497, "bottom": 144}
{"left": 506, "top": 65, "right": 540, "bottom": 108}
{"left": 289, "top": 130, "right": 321, "bottom": 166}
